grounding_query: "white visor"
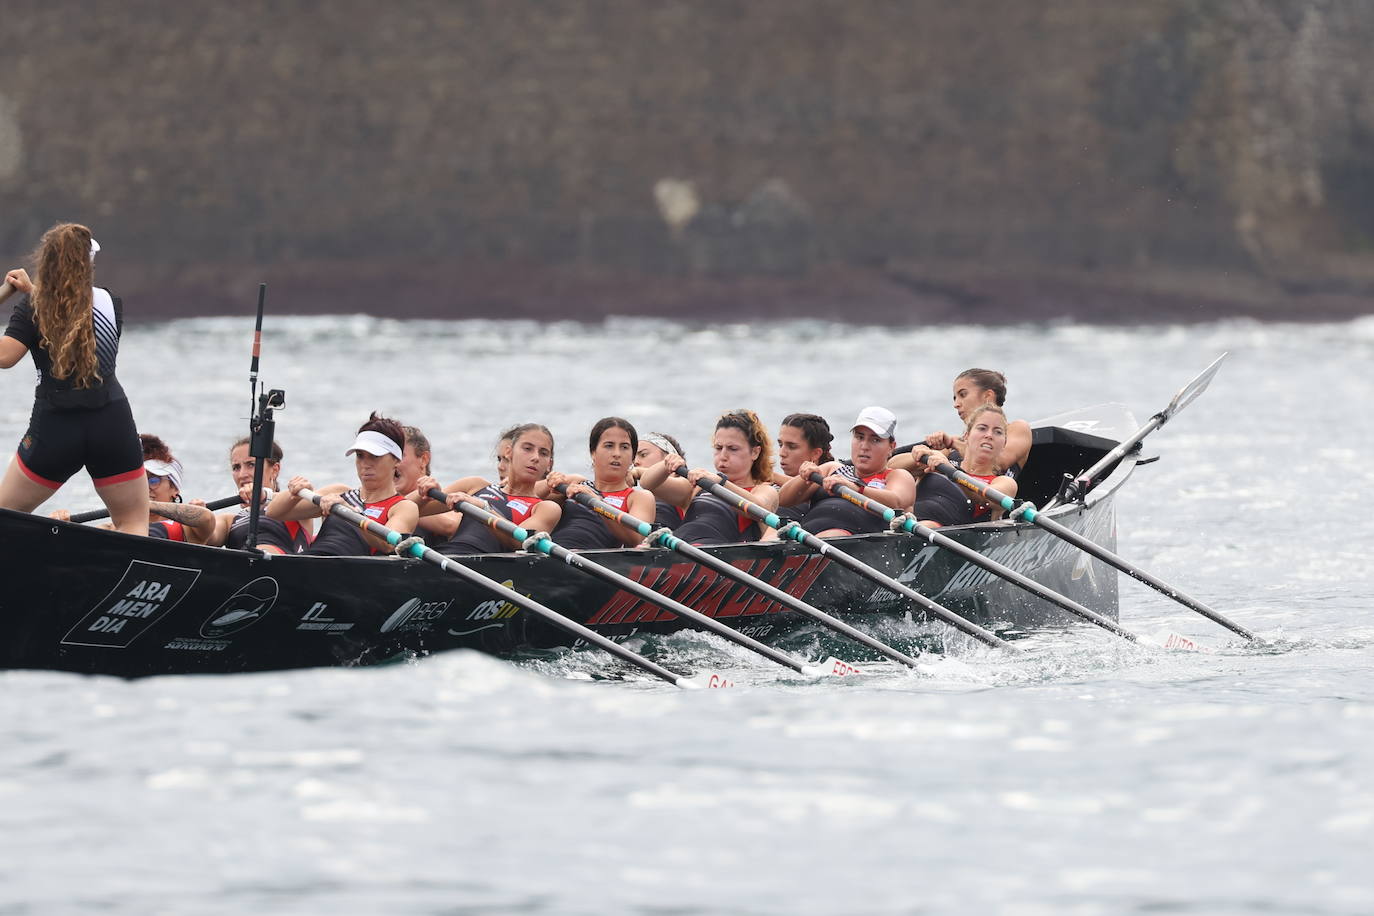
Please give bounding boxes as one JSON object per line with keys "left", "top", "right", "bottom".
{"left": 90, "top": 238, "right": 101, "bottom": 260}
{"left": 345, "top": 430, "right": 402, "bottom": 459}
{"left": 144, "top": 458, "right": 183, "bottom": 491}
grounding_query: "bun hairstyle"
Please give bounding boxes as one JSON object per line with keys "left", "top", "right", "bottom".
{"left": 780, "top": 413, "right": 834, "bottom": 463}
{"left": 140, "top": 433, "right": 174, "bottom": 463}
{"left": 357, "top": 412, "right": 406, "bottom": 456}
{"left": 956, "top": 368, "right": 1009, "bottom": 406}
{"left": 964, "top": 403, "right": 1008, "bottom": 433}
{"left": 31, "top": 222, "right": 99, "bottom": 389}
{"left": 230, "top": 436, "right": 284, "bottom": 463}
{"left": 588, "top": 416, "right": 638, "bottom": 455}
{"left": 716, "top": 409, "right": 774, "bottom": 483}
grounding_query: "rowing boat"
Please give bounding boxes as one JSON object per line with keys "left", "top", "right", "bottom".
{"left": 0, "top": 403, "right": 1138, "bottom": 678}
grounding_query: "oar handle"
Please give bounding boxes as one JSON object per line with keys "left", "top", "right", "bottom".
{"left": 70, "top": 494, "right": 242, "bottom": 525}
{"left": 555, "top": 483, "right": 655, "bottom": 540}
{"left": 915, "top": 454, "right": 1035, "bottom": 521}
{"left": 306, "top": 488, "right": 713, "bottom": 688}
{"left": 0, "top": 280, "right": 15, "bottom": 305}
{"left": 807, "top": 471, "right": 898, "bottom": 524}
{"left": 427, "top": 486, "right": 531, "bottom": 543}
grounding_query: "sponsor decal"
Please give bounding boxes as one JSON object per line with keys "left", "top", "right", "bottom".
{"left": 165, "top": 637, "right": 230, "bottom": 652}
{"left": 297, "top": 601, "right": 353, "bottom": 633}
{"left": 62, "top": 561, "right": 202, "bottom": 648}
{"left": 21, "top": 435, "right": 32, "bottom": 451}
{"left": 381, "top": 596, "right": 454, "bottom": 634}
{"left": 449, "top": 581, "right": 524, "bottom": 636}
{"left": 1062, "top": 420, "right": 1101, "bottom": 432}
{"left": 363, "top": 505, "right": 386, "bottom": 519}
{"left": 584, "top": 556, "right": 830, "bottom": 627}
{"left": 199, "top": 577, "right": 279, "bottom": 638}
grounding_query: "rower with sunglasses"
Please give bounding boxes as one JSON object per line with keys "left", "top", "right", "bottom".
{"left": 140, "top": 434, "right": 217, "bottom": 543}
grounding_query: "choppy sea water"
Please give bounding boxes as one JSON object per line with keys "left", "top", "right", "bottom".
{"left": 2, "top": 315, "right": 1372, "bottom": 915}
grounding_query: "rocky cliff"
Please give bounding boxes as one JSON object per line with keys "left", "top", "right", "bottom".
{"left": 3, "top": 0, "right": 1372, "bottom": 321}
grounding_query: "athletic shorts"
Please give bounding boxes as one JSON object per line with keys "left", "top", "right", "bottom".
{"left": 15, "top": 397, "right": 144, "bottom": 489}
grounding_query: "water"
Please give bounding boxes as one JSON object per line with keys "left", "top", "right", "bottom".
{"left": 2, "top": 315, "right": 1372, "bottom": 914}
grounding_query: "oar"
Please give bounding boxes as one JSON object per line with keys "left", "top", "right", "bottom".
{"left": 921, "top": 459, "right": 1259, "bottom": 642}
{"left": 806, "top": 472, "right": 1143, "bottom": 643}
{"left": 1054, "top": 353, "right": 1228, "bottom": 505}
{"left": 71, "top": 494, "right": 241, "bottom": 524}
{"left": 297, "top": 489, "right": 725, "bottom": 689}
{"left": 673, "top": 469, "right": 1015, "bottom": 651}
{"left": 430, "top": 487, "right": 855, "bottom": 678}
{"left": 0, "top": 280, "right": 15, "bottom": 304}
{"left": 556, "top": 483, "right": 919, "bottom": 670}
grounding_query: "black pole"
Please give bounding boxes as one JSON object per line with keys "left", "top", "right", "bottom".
{"left": 246, "top": 284, "right": 269, "bottom": 552}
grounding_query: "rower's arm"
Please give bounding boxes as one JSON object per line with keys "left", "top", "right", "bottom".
{"left": 1003, "top": 420, "right": 1032, "bottom": 474}
{"left": 862, "top": 468, "right": 916, "bottom": 512}
{"left": 0, "top": 336, "right": 27, "bottom": 369}
{"left": 362, "top": 499, "right": 419, "bottom": 552}
{"left": 609, "top": 489, "right": 656, "bottom": 547}
{"left": 638, "top": 459, "right": 693, "bottom": 505}
{"left": 149, "top": 501, "right": 218, "bottom": 544}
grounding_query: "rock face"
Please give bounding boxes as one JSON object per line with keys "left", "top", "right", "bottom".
{"left": 2, "top": 1, "right": 1373, "bottom": 321}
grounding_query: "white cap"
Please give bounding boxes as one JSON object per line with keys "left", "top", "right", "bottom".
{"left": 143, "top": 458, "right": 184, "bottom": 491}
{"left": 852, "top": 406, "right": 897, "bottom": 439}
{"left": 345, "top": 429, "right": 402, "bottom": 459}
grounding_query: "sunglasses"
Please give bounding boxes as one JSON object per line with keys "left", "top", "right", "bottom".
{"left": 146, "top": 474, "right": 172, "bottom": 487}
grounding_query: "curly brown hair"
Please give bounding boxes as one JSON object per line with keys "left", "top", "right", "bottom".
{"left": 716, "top": 409, "right": 774, "bottom": 484}
{"left": 31, "top": 223, "right": 99, "bottom": 388}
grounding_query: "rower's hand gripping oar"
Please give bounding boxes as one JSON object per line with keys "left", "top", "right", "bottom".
{"left": 70, "top": 494, "right": 242, "bottom": 525}
{"left": 555, "top": 482, "right": 919, "bottom": 671}
{"left": 808, "top": 472, "right": 1145, "bottom": 643}
{"left": 0, "top": 280, "right": 15, "bottom": 305}
{"left": 918, "top": 457, "right": 1259, "bottom": 642}
{"left": 298, "top": 488, "right": 726, "bottom": 689}
{"left": 1056, "top": 352, "right": 1228, "bottom": 505}
{"left": 673, "top": 468, "right": 1015, "bottom": 651}
{"left": 429, "top": 488, "right": 851, "bottom": 678}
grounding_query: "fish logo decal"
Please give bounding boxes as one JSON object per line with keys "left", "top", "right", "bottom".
{"left": 200, "top": 577, "right": 280, "bottom": 638}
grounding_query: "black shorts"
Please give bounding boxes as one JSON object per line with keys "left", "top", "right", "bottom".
{"left": 15, "top": 397, "right": 144, "bottom": 489}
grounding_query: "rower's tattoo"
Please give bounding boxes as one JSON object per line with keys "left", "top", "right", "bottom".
{"left": 149, "top": 502, "right": 213, "bottom": 526}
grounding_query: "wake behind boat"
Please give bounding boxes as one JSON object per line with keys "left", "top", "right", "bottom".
{"left": 1, "top": 404, "right": 1138, "bottom": 678}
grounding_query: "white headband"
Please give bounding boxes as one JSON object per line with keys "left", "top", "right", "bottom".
{"left": 643, "top": 433, "right": 679, "bottom": 458}
{"left": 345, "top": 429, "right": 403, "bottom": 460}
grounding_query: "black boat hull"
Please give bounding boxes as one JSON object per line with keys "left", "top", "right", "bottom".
{"left": 1, "top": 405, "right": 1135, "bottom": 677}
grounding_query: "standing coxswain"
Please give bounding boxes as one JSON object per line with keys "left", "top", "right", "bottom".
{"left": 0, "top": 224, "right": 149, "bottom": 534}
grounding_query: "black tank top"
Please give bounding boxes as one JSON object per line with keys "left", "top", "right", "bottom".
{"left": 305, "top": 490, "right": 407, "bottom": 557}
{"left": 912, "top": 473, "right": 974, "bottom": 527}
{"left": 439, "top": 484, "right": 512, "bottom": 556}
{"left": 552, "top": 486, "right": 637, "bottom": 550}
{"left": 799, "top": 466, "right": 892, "bottom": 536}
{"left": 673, "top": 491, "right": 759, "bottom": 546}
{"left": 225, "top": 507, "right": 311, "bottom": 554}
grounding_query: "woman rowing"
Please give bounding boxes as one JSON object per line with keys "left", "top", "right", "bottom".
{"left": 920, "top": 368, "right": 1032, "bottom": 475}
{"left": 419, "top": 423, "right": 561, "bottom": 555}
{"left": 639, "top": 409, "right": 778, "bottom": 545}
{"left": 270, "top": 413, "right": 419, "bottom": 556}
{"left": 0, "top": 224, "right": 149, "bottom": 535}
{"left": 397, "top": 424, "right": 459, "bottom": 546}
{"left": 206, "top": 437, "right": 313, "bottom": 553}
{"left": 140, "top": 435, "right": 217, "bottom": 542}
{"left": 772, "top": 413, "right": 834, "bottom": 522}
{"left": 542, "top": 417, "right": 655, "bottom": 549}
{"left": 778, "top": 407, "right": 916, "bottom": 537}
{"left": 632, "top": 431, "right": 691, "bottom": 530}
{"left": 924, "top": 405, "right": 1019, "bottom": 522}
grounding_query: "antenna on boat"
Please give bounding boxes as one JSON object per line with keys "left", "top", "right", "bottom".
{"left": 245, "top": 283, "right": 284, "bottom": 555}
